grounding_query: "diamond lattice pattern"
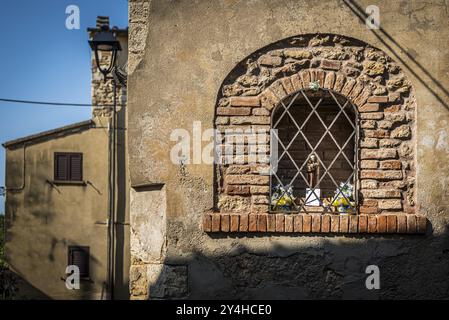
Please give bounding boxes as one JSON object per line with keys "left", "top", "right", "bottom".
{"left": 270, "top": 89, "right": 358, "bottom": 214}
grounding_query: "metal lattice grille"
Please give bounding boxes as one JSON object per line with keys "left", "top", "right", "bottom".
{"left": 270, "top": 88, "right": 359, "bottom": 214}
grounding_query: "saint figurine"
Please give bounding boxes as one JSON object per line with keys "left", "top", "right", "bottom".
{"left": 306, "top": 154, "right": 320, "bottom": 188}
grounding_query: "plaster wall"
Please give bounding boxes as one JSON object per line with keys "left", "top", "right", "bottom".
{"left": 128, "top": 0, "right": 449, "bottom": 299}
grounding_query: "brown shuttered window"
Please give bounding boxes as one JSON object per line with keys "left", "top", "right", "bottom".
{"left": 54, "top": 153, "right": 83, "bottom": 181}
{"left": 68, "top": 246, "right": 90, "bottom": 278}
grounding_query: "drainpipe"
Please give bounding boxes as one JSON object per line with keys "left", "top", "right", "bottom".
{"left": 106, "top": 79, "right": 117, "bottom": 300}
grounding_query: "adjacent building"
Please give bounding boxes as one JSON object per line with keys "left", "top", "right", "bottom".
{"left": 2, "top": 18, "right": 129, "bottom": 299}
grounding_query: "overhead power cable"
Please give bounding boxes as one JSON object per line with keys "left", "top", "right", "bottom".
{"left": 0, "top": 98, "right": 123, "bottom": 108}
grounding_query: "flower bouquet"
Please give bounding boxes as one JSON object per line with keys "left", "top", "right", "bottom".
{"left": 271, "top": 184, "right": 295, "bottom": 212}
{"left": 331, "top": 182, "right": 355, "bottom": 213}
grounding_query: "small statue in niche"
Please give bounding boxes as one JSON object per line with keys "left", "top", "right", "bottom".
{"left": 306, "top": 153, "right": 320, "bottom": 188}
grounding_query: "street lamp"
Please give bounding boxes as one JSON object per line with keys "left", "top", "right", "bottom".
{"left": 89, "top": 24, "right": 121, "bottom": 300}
{"left": 89, "top": 25, "right": 121, "bottom": 80}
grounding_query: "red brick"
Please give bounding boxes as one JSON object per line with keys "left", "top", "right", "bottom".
{"left": 361, "top": 189, "right": 401, "bottom": 199}
{"left": 293, "top": 215, "right": 303, "bottom": 232}
{"left": 311, "top": 215, "right": 321, "bottom": 232}
{"left": 342, "top": 78, "right": 356, "bottom": 96}
{"left": 321, "top": 59, "right": 341, "bottom": 70}
{"left": 316, "top": 70, "right": 326, "bottom": 87}
{"left": 203, "top": 214, "right": 212, "bottom": 232}
{"left": 276, "top": 214, "right": 285, "bottom": 232}
{"left": 281, "top": 78, "right": 295, "bottom": 95}
{"left": 407, "top": 215, "right": 417, "bottom": 233}
{"left": 285, "top": 215, "right": 294, "bottom": 232}
{"left": 303, "top": 215, "right": 312, "bottom": 233}
{"left": 252, "top": 107, "right": 270, "bottom": 116}
{"left": 377, "top": 215, "right": 387, "bottom": 233}
{"left": 323, "top": 71, "right": 335, "bottom": 89}
{"left": 397, "top": 215, "right": 407, "bottom": 233}
{"left": 367, "top": 95, "right": 389, "bottom": 103}
{"left": 230, "top": 215, "right": 239, "bottom": 232}
{"left": 226, "top": 175, "right": 270, "bottom": 185}
{"left": 217, "top": 107, "right": 251, "bottom": 116}
{"left": 230, "top": 96, "right": 260, "bottom": 107}
{"left": 257, "top": 214, "right": 267, "bottom": 232}
{"left": 386, "top": 215, "right": 397, "bottom": 233}
{"left": 239, "top": 214, "right": 248, "bottom": 232}
{"left": 362, "top": 129, "right": 389, "bottom": 138}
{"left": 331, "top": 215, "right": 339, "bottom": 233}
{"left": 349, "top": 215, "right": 358, "bottom": 233}
{"left": 225, "top": 185, "right": 250, "bottom": 195}
{"left": 339, "top": 215, "right": 349, "bottom": 233}
{"left": 353, "top": 87, "right": 371, "bottom": 107}
{"left": 300, "top": 70, "right": 312, "bottom": 88}
{"left": 360, "top": 170, "right": 402, "bottom": 180}
{"left": 380, "top": 160, "right": 402, "bottom": 170}
{"left": 267, "top": 214, "right": 276, "bottom": 232}
{"left": 221, "top": 214, "right": 230, "bottom": 232}
{"left": 248, "top": 214, "right": 258, "bottom": 232}
{"left": 417, "top": 216, "right": 427, "bottom": 234}
{"left": 362, "top": 199, "right": 378, "bottom": 207}
{"left": 360, "top": 112, "right": 384, "bottom": 120}
{"left": 368, "top": 216, "right": 377, "bottom": 233}
{"left": 290, "top": 73, "right": 303, "bottom": 91}
{"left": 359, "top": 103, "right": 380, "bottom": 112}
{"left": 361, "top": 149, "right": 397, "bottom": 160}
{"left": 360, "top": 206, "right": 379, "bottom": 214}
{"left": 358, "top": 215, "right": 368, "bottom": 233}
{"left": 212, "top": 214, "right": 221, "bottom": 232}
{"left": 349, "top": 81, "right": 364, "bottom": 100}
{"left": 333, "top": 73, "right": 346, "bottom": 92}
{"left": 321, "top": 215, "right": 331, "bottom": 233}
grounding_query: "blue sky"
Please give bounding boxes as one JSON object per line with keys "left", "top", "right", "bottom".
{"left": 0, "top": 0, "right": 128, "bottom": 213}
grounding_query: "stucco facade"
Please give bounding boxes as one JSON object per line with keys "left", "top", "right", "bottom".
{"left": 127, "top": 0, "right": 449, "bottom": 299}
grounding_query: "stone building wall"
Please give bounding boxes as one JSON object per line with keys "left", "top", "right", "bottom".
{"left": 127, "top": 0, "right": 449, "bottom": 299}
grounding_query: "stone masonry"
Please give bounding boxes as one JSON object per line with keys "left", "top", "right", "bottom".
{"left": 205, "top": 34, "right": 423, "bottom": 234}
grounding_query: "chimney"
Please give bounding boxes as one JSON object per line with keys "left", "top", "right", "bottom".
{"left": 96, "top": 16, "right": 110, "bottom": 30}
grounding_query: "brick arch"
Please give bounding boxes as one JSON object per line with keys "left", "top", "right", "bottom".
{"left": 261, "top": 70, "right": 373, "bottom": 115}
{"left": 206, "top": 34, "right": 425, "bottom": 234}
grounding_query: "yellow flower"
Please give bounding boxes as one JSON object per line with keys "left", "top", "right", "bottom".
{"left": 332, "top": 197, "right": 350, "bottom": 207}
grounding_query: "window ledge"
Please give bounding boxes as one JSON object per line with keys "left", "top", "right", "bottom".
{"left": 51, "top": 180, "right": 87, "bottom": 186}
{"left": 203, "top": 213, "right": 427, "bottom": 234}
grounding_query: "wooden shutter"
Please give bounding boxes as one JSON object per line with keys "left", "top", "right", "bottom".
{"left": 54, "top": 153, "right": 83, "bottom": 181}
{"left": 54, "top": 153, "right": 69, "bottom": 180}
{"left": 69, "top": 246, "right": 89, "bottom": 278}
{"left": 69, "top": 154, "right": 83, "bottom": 181}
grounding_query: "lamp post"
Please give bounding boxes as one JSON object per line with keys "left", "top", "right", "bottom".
{"left": 89, "top": 24, "right": 121, "bottom": 300}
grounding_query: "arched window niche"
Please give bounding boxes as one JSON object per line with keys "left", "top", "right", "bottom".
{"left": 271, "top": 89, "right": 358, "bottom": 214}
{"left": 203, "top": 33, "right": 427, "bottom": 235}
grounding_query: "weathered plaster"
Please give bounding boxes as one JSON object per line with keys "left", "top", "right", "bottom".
{"left": 128, "top": 0, "right": 449, "bottom": 299}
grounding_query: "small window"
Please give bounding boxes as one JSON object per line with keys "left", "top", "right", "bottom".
{"left": 54, "top": 153, "right": 83, "bottom": 181}
{"left": 271, "top": 89, "right": 358, "bottom": 214}
{"left": 68, "top": 246, "right": 89, "bottom": 278}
